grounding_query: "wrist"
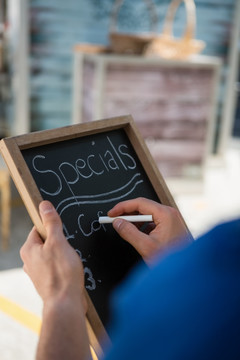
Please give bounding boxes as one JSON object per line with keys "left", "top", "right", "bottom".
{"left": 42, "top": 288, "right": 87, "bottom": 319}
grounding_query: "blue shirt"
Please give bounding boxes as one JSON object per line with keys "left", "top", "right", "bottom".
{"left": 105, "top": 219, "right": 240, "bottom": 359}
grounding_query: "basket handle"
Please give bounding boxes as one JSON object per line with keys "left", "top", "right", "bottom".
{"left": 109, "top": 0, "right": 158, "bottom": 33}
{"left": 162, "top": 0, "right": 196, "bottom": 41}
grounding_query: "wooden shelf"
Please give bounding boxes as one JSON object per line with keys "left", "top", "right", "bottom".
{"left": 72, "top": 44, "right": 221, "bottom": 178}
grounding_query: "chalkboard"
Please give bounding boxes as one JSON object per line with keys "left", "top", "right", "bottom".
{"left": 22, "top": 128, "right": 159, "bottom": 327}
{"left": 0, "top": 115, "right": 188, "bottom": 355}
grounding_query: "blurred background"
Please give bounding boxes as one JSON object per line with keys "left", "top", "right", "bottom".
{"left": 0, "top": 0, "right": 239, "bottom": 359}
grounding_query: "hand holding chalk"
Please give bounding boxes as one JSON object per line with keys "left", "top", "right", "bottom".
{"left": 107, "top": 198, "right": 190, "bottom": 266}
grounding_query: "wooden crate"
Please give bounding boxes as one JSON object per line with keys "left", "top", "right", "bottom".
{"left": 72, "top": 44, "right": 221, "bottom": 178}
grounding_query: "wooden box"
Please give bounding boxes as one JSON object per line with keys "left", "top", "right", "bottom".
{"left": 72, "top": 44, "right": 221, "bottom": 178}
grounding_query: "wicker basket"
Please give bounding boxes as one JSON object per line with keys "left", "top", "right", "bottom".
{"left": 144, "top": 0, "right": 205, "bottom": 59}
{"left": 109, "top": 0, "right": 158, "bottom": 55}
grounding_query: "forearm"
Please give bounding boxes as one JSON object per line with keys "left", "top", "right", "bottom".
{"left": 37, "top": 294, "right": 92, "bottom": 360}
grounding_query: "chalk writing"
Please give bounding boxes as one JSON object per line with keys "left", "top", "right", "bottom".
{"left": 75, "top": 249, "right": 96, "bottom": 291}
{"left": 31, "top": 136, "right": 137, "bottom": 201}
{"left": 55, "top": 173, "right": 143, "bottom": 215}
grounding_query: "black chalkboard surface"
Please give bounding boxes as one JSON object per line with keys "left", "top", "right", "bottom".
{"left": 0, "top": 115, "right": 188, "bottom": 355}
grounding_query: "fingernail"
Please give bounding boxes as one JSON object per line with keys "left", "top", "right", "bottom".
{"left": 113, "top": 218, "right": 123, "bottom": 230}
{"left": 39, "top": 201, "right": 54, "bottom": 214}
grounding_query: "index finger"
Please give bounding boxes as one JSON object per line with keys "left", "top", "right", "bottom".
{"left": 108, "top": 198, "right": 164, "bottom": 218}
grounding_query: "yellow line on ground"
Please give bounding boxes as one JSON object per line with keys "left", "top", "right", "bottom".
{"left": 0, "top": 295, "right": 41, "bottom": 335}
{"left": 0, "top": 295, "right": 99, "bottom": 358}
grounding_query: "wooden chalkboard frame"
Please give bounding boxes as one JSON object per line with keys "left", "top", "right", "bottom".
{"left": 0, "top": 115, "right": 189, "bottom": 356}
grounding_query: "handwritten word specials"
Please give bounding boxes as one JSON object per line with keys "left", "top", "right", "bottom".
{"left": 31, "top": 136, "right": 137, "bottom": 200}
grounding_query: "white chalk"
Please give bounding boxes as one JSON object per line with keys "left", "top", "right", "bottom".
{"left": 98, "top": 215, "right": 153, "bottom": 224}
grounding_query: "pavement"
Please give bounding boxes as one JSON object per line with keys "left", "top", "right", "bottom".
{"left": 0, "top": 139, "right": 240, "bottom": 360}
{"left": 0, "top": 205, "right": 41, "bottom": 360}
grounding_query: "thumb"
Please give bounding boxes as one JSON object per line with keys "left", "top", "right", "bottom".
{"left": 39, "top": 201, "right": 63, "bottom": 239}
{"left": 113, "top": 218, "right": 148, "bottom": 255}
